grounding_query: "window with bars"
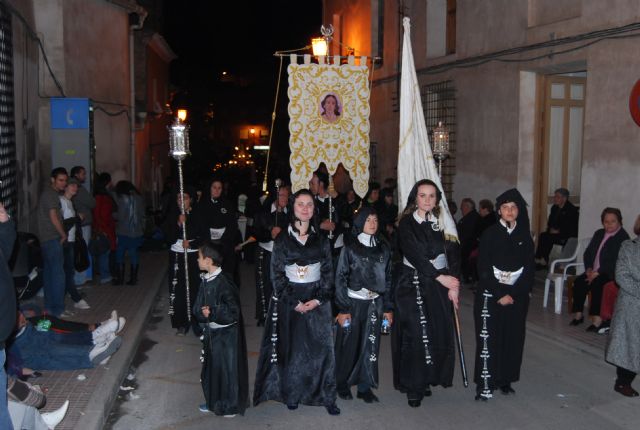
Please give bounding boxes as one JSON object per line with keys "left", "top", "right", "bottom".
{"left": 422, "top": 80, "right": 456, "bottom": 198}
{"left": 0, "top": 5, "right": 16, "bottom": 216}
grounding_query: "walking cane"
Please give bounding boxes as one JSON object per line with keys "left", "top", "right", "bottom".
{"left": 453, "top": 305, "right": 469, "bottom": 387}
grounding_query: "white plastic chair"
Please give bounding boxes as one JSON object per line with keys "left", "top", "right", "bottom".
{"left": 543, "top": 237, "right": 591, "bottom": 314}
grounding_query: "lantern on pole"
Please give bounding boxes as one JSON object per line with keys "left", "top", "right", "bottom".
{"left": 168, "top": 109, "right": 191, "bottom": 321}
{"left": 432, "top": 121, "right": 450, "bottom": 177}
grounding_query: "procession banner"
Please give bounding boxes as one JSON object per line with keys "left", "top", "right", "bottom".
{"left": 288, "top": 57, "right": 370, "bottom": 197}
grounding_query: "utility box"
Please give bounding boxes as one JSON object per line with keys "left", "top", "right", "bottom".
{"left": 50, "top": 98, "right": 93, "bottom": 190}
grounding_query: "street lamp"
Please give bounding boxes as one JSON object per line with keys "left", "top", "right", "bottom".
{"left": 168, "top": 109, "right": 191, "bottom": 321}
{"left": 432, "top": 121, "right": 450, "bottom": 177}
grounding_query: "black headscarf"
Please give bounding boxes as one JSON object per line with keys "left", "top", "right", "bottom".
{"left": 352, "top": 206, "right": 377, "bottom": 235}
{"left": 495, "top": 188, "right": 530, "bottom": 232}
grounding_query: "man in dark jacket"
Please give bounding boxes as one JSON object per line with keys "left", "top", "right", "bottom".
{"left": 0, "top": 203, "right": 17, "bottom": 428}
{"left": 535, "top": 188, "right": 579, "bottom": 267}
{"left": 457, "top": 198, "right": 480, "bottom": 283}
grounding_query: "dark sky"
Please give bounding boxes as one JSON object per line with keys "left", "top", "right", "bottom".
{"left": 163, "top": 1, "right": 323, "bottom": 112}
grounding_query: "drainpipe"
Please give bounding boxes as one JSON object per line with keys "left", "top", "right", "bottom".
{"left": 107, "top": 1, "right": 147, "bottom": 183}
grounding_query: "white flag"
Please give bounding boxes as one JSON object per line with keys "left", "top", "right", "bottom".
{"left": 397, "top": 17, "right": 458, "bottom": 242}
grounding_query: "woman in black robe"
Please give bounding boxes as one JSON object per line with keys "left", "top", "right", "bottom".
{"left": 252, "top": 186, "right": 290, "bottom": 325}
{"left": 165, "top": 188, "right": 202, "bottom": 335}
{"left": 253, "top": 189, "right": 340, "bottom": 415}
{"left": 196, "top": 178, "right": 239, "bottom": 278}
{"left": 335, "top": 206, "right": 393, "bottom": 403}
{"left": 392, "top": 179, "right": 460, "bottom": 407}
{"left": 193, "top": 242, "right": 248, "bottom": 416}
{"left": 473, "top": 188, "right": 534, "bottom": 401}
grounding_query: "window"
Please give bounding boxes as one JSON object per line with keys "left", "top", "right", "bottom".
{"left": 371, "top": 0, "right": 384, "bottom": 66}
{"left": 0, "top": 5, "right": 16, "bottom": 215}
{"left": 427, "top": 0, "right": 456, "bottom": 58}
{"left": 422, "top": 80, "right": 456, "bottom": 197}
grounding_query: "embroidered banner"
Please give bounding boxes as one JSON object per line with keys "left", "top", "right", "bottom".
{"left": 288, "top": 58, "right": 370, "bottom": 197}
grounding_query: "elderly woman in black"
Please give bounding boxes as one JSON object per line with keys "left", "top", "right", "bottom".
{"left": 392, "top": 179, "right": 460, "bottom": 408}
{"left": 253, "top": 189, "right": 340, "bottom": 415}
{"left": 473, "top": 189, "right": 534, "bottom": 401}
{"left": 569, "top": 208, "right": 629, "bottom": 331}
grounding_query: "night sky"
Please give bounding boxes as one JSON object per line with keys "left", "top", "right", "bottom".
{"left": 163, "top": 1, "right": 323, "bottom": 117}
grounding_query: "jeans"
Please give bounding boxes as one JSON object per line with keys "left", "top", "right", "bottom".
{"left": 95, "top": 250, "right": 112, "bottom": 283}
{"left": 116, "top": 235, "right": 143, "bottom": 265}
{"left": 63, "top": 242, "right": 82, "bottom": 303}
{"left": 41, "top": 239, "right": 66, "bottom": 316}
{"left": 1, "top": 348, "right": 12, "bottom": 430}
{"left": 8, "top": 400, "right": 49, "bottom": 430}
{"left": 74, "top": 225, "right": 93, "bottom": 284}
{"left": 11, "top": 324, "right": 93, "bottom": 370}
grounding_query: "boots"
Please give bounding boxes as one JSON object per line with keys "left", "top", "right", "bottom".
{"left": 112, "top": 264, "right": 125, "bottom": 286}
{"left": 127, "top": 264, "right": 139, "bottom": 285}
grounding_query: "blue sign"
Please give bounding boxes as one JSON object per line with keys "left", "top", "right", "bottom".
{"left": 51, "top": 98, "right": 89, "bottom": 129}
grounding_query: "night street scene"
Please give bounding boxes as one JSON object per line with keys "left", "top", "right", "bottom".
{"left": 1, "top": 0, "right": 640, "bottom": 429}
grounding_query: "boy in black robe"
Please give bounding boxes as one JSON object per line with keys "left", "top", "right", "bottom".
{"left": 193, "top": 241, "right": 248, "bottom": 417}
{"left": 473, "top": 188, "right": 534, "bottom": 400}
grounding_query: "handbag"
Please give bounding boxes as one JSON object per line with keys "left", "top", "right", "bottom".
{"left": 74, "top": 223, "right": 90, "bottom": 271}
{"left": 89, "top": 232, "right": 110, "bottom": 255}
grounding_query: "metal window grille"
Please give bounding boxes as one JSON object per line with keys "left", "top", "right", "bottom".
{"left": 422, "top": 80, "right": 456, "bottom": 198}
{"left": 0, "top": 6, "right": 16, "bottom": 215}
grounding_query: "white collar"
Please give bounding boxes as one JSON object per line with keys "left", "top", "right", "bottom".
{"left": 499, "top": 219, "right": 516, "bottom": 234}
{"left": 202, "top": 267, "right": 222, "bottom": 281}
{"left": 316, "top": 193, "right": 329, "bottom": 203}
{"left": 357, "top": 232, "right": 376, "bottom": 247}
{"left": 413, "top": 210, "right": 438, "bottom": 224}
{"left": 271, "top": 203, "right": 287, "bottom": 214}
{"left": 288, "top": 224, "right": 314, "bottom": 243}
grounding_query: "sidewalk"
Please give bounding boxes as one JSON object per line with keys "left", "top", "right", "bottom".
{"left": 22, "top": 251, "right": 167, "bottom": 430}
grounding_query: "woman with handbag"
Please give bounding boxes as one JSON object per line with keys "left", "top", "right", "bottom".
{"left": 59, "top": 179, "right": 90, "bottom": 312}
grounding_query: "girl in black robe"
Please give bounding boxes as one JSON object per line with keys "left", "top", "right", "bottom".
{"left": 253, "top": 189, "right": 340, "bottom": 415}
{"left": 335, "top": 206, "right": 393, "bottom": 403}
{"left": 473, "top": 188, "right": 534, "bottom": 401}
{"left": 196, "top": 179, "right": 239, "bottom": 279}
{"left": 193, "top": 241, "right": 249, "bottom": 416}
{"left": 252, "top": 186, "right": 289, "bottom": 325}
{"left": 392, "top": 179, "right": 461, "bottom": 407}
{"left": 165, "top": 188, "right": 202, "bottom": 335}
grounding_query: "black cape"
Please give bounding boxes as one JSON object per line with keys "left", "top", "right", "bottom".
{"left": 253, "top": 228, "right": 337, "bottom": 407}
{"left": 334, "top": 236, "right": 393, "bottom": 391}
{"left": 392, "top": 213, "right": 459, "bottom": 398}
{"left": 196, "top": 197, "right": 239, "bottom": 276}
{"left": 193, "top": 272, "right": 249, "bottom": 415}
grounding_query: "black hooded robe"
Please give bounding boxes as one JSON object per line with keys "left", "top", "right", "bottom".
{"left": 193, "top": 272, "right": 249, "bottom": 416}
{"left": 253, "top": 228, "right": 337, "bottom": 408}
{"left": 196, "top": 197, "right": 239, "bottom": 277}
{"left": 473, "top": 189, "right": 534, "bottom": 398}
{"left": 392, "top": 213, "right": 459, "bottom": 399}
{"left": 334, "top": 234, "right": 393, "bottom": 392}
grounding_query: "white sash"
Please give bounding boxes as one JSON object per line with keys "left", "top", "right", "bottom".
{"left": 403, "top": 253, "right": 447, "bottom": 270}
{"left": 259, "top": 240, "right": 274, "bottom": 252}
{"left": 170, "top": 239, "right": 198, "bottom": 253}
{"left": 347, "top": 288, "right": 379, "bottom": 300}
{"left": 285, "top": 262, "right": 321, "bottom": 283}
{"left": 492, "top": 266, "right": 524, "bottom": 285}
{"left": 207, "top": 321, "right": 236, "bottom": 329}
{"left": 209, "top": 227, "right": 226, "bottom": 241}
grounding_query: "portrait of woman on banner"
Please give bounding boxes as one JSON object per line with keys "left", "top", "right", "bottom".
{"left": 320, "top": 93, "right": 342, "bottom": 124}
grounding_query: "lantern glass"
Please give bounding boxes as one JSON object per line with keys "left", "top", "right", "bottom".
{"left": 311, "top": 37, "right": 328, "bottom": 56}
{"left": 168, "top": 119, "right": 190, "bottom": 160}
{"left": 432, "top": 121, "right": 450, "bottom": 158}
{"left": 177, "top": 109, "right": 187, "bottom": 122}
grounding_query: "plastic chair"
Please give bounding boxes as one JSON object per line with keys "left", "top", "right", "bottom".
{"left": 543, "top": 237, "right": 591, "bottom": 314}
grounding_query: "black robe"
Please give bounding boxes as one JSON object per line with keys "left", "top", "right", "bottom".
{"left": 315, "top": 194, "right": 344, "bottom": 254}
{"left": 252, "top": 204, "right": 289, "bottom": 322}
{"left": 253, "top": 228, "right": 337, "bottom": 407}
{"left": 193, "top": 272, "right": 249, "bottom": 415}
{"left": 196, "top": 197, "right": 239, "bottom": 277}
{"left": 392, "top": 213, "right": 459, "bottom": 399}
{"left": 334, "top": 236, "right": 393, "bottom": 391}
{"left": 473, "top": 221, "right": 534, "bottom": 397}
{"left": 165, "top": 210, "right": 202, "bottom": 330}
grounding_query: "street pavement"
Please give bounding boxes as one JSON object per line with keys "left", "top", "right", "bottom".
{"left": 106, "top": 262, "right": 640, "bottom": 430}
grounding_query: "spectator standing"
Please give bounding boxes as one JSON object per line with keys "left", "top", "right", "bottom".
{"left": 457, "top": 198, "right": 480, "bottom": 284}
{"left": 60, "top": 179, "right": 91, "bottom": 310}
{"left": 1, "top": 203, "right": 17, "bottom": 429}
{"left": 605, "top": 215, "right": 640, "bottom": 397}
{"left": 37, "top": 167, "right": 68, "bottom": 317}
{"left": 70, "top": 166, "right": 96, "bottom": 286}
{"left": 113, "top": 181, "right": 145, "bottom": 286}
{"left": 92, "top": 172, "right": 117, "bottom": 284}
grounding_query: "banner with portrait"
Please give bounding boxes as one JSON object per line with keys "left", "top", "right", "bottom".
{"left": 287, "top": 56, "right": 370, "bottom": 197}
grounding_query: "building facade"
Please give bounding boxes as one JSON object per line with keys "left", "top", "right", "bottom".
{"left": 323, "top": 0, "right": 640, "bottom": 238}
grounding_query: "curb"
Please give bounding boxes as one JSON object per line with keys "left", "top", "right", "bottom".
{"left": 73, "top": 257, "right": 167, "bottom": 430}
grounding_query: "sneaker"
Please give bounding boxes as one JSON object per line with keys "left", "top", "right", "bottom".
{"left": 59, "top": 310, "right": 76, "bottom": 318}
{"left": 74, "top": 299, "right": 91, "bottom": 310}
{"left": 199, "top": 403, "right": 210, "bottom": 413}
{"left": 223, "top": 414, "right": 237, "bottom": 418}
{"left": 93, "top": 320, "right": 119, "bottom": 340}
{"left": 41, "top": 399, "right": 70, "bottom": 429}
{"left": 90, "top": 336, "right": 122, "bottom": 364}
